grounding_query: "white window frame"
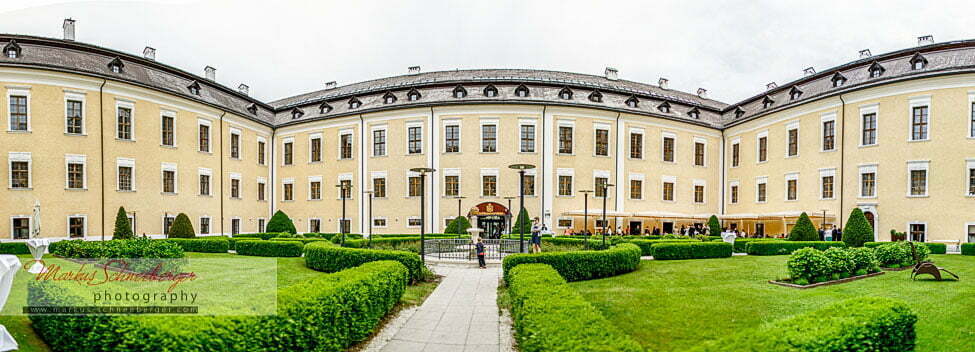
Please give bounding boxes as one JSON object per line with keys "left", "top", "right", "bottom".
{"left": 693, "top": 137, "right": 707, "bottom": 167}
{"left": 756, "top": 130, "right": 769, "bottom": 163}
{"left": 556, "top": 217, "right": 573, "bottom": 229}
{"left": 661, "top": 175, "right": 677, "bottom": 203}
{"left": 370, "top": 171, "right": 388, "bottom": 198}
{"left": 308, "top": 175, "right": 323, "bottom": 200}
{"left": 161, "top": 162, "right": 178, "bottom": 194}
{"left": 755, "top": 176, "right": 769, "bottom": 203}
{"left": 10, "top": 216, "right": 30, "bottom": 240}
{"left": 338, "top": 173, "right": 353, "bottom": 199}
{"left": 728, "top": 180, "right": 740, "bottom": 204}
{"left": 443, "top": 120, "right": 461, "bottom": 154}
{"left": 338, "top": 129, "right": 354, "bottom": 160}
{"left": 308, "top": 132, "right": 322, "bottom": 163}
{"left": 859, "top": 104, "right": 879, "bottom": 147}
{"left": 628, "top": 127, "right": 644, "bottom": 160}
{"left": 966, "top": 222, "right": 975, "bottom": 243}
{"left": 116, "top": 157, "right": 135, "bottom": 191}
{"left": 820, "top": 112, "right": 837, "bottom": 152}
{"left": 64, "top": 91, "right": 86, "bottom": 135}
{"left": 231, "top": 217, "right": 242, "bottom": 236}
{"left": 907, "top": 221, "right": 927, "bottom": 242}
{"left": 628, "top": 173, "right": 645, "bottom": 200}
{"left": 556, "top": 168, "right": 574, "bottom": 197}
{"left": 819, "top": 168, "right": 836, "bottom": 200}
{"left": 257, "top": 177, "right": 267, "bottom": 201}
{"left": 371, "top": 125, "right": 387, "bottom": 157}
{"left": 8, "top": 152, "right": 31, "bottom": 189}
{"left": 859, "top": 163, "right": 879, "bottom": 199}
{"left": 64, "top": 154, "right": 87, "bottom": 190}
{"left": 521, "top": 169, "right": 536, "bottom": 197}
{"left": 557, "top": 120, "right": 575, "bottom": 155}
{"left": 969, "top": 92, "right": 975, "bottom": 139}
{"left": 229, "top": 172, "right": 242, "bottom": 199}
{"left": 519, "top": 119, "right": 537, "bottom": 153}
{"left": 66, "top": 214, "right": 87, "bottom": 238}
{"left": 282, "top": 177, "right": 295, "bottom": 201}
{"left": 692, "top": 179, "right": 706, "bottom": 204}
{"left": 308, "top": 218, "right": 322, "bottom": 233}
{"left": 7, "top": 87, "right": 31, "bottom": 133}
{"left": 442, "top": 168, "right": 461, "bottom": 197}
{"left": 730, "top": 137, "right": 741, "bottom": 168}
{"left": 160, "top": 109, "right": 178, "bottom": 148}
{"left": 406, "top": 217, "right": 422, "bottom": 229}
{"left": 966, "top": 159, "right": 975, "bottom": 197}
{"left": 661, "top": 132, "right": 677, "bottom": 163}
{"left": 593, "top": 123, "right": 611, "bottom": 157}
{"left": 197, "top": 118, "right": 212, "bottom": 152}
{"left": 116, "top": 100, "right": 136, "bottom": 141}
{"left": 281, "top": 136, "right": 295, "bottom": 165}
{"left": 406, "top": 121, "right": 424, "bottom": 155}
{"left": 198, "top": 167, "right": 213, "bottom": 196}
{"left": 593, "top": 170, "right": 611, "bottom": 199}
{"left": 229, "top": 127, "right": 243, "bottom": 160}
{"left": 784, "top": 172, "right": 799, "bottom": 201}
{"left": 372, "top": 217, "right": 388, "bottom": 228}
{"left": 906, "top": 160, "right": 930, "bottom": 197}
{"left": 908, "top": 95, "right": 932, "bottom": 142}
{"left": 162, "top": 214, "right": 176, "bottom": 236}
{"left": 480, "top": 168, "right": 499, "bottom": 197}
{"left": 199, "top": 216, "right": 212, "bottom": 235}
{"left": 785, "top": 121, "right": 800, "bottom": 158}
{"left": 257, "top": 136, "right": 268, "bottom": 165}
{"left": 479, "top": 119, "right": 499, "bottom": 154}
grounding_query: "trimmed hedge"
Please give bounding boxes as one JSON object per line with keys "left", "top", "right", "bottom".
{"left": 271, "top": 237, "right": 331, "bottom": 245}
{"left": 653, "top": 242, "right": 732, "bottom": 260}
{"left": 873, "top": 241, "right": 929, "bottom": 268}
{"left": 502, "top": 243, "right": 641, "bottom": 282}
{"left": 507, "top": 264, "right": 643, "bottom": 352}
{"left": 690, "top": 297, "right": 917, "bottom": 352}
{"left": 304, "top": 242, "right": 424, "bottom": 282}
{"left": 731, "top": 238, "right": 777, "bottom": 253}
{"left": 746, "top": 241, "right": 845, "bottom": 256}
{"left": 626, "top": 239, "right": 698, "bottom": 256}
{"left": 963, "top": 243, "right": 975, "bottom": 256}
{"left": 0, "top": 242, "right": 30, "bottom": 254}
{"left": 161, "top": 238, "right": 229, "bottom": 253}
{"left": 864, "top": 241, "right": 947, "bottom": 254}
{"left": 51, "top": 238, "right": 184, "bottom": 259}
{"left": 235, "top": 240, "right": 304, "bottom": 257}
{"left": 233, "top": 233, "right": 285, "bottom": 240}
{"left": 29, "top": 260, "right": 409, "bottom": 351}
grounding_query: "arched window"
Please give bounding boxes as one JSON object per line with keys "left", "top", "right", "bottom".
{"left": 407, "top": 89, "right": 421, "bottom": 101}
{"left": 483, "top": 85, "right": 498, "bottom": 97}
{"left": 514, "top": 84, "right": 530, "bottom": 97}
{"left": 588, "top": 90, "right": 603, "bottom": 103}
{"left": 559, "top": 87, "right": 573, "bottom": 100}
{"left": 348, "top": 97, "right": 362, "bottom": 109}
{"left": 319, "top": 102, "right": 333, "bottom": 114}
{"left": 625, "top": 96, "right": 639, "bottom": 108}
{"left": 453, "top": 85, "right": 467, "bottom": 98}
{"left": 291, "top": 108, "right": 304, "bottom": 120}
{"left": 657, "top": 102, "right": 671, "bottom": 113}
{"left": 382, "top": 92, "right": 397, "bottom": 104}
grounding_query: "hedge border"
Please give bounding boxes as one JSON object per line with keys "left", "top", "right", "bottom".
{"left": 746, "top": 241, "right": 845, "bottom": 256}
{"left": 235, "top": 240, "right": 304, "bottom": 257}
{"left": 864, "top": 241, "right": 947, "bottom": 254}
{"left": 962, "top": 243, "right": 975, "bottom": 256}
{"left": 653, "top": 242, "right": 733, "bottom": 260}
{"left": 502, "top": 243, "right": 641, "bottom": 282}
{"left": 160, "top": 238, "right": 229, "bottom": 253}
{"left": 304, "top": 242, "right": 424, "bottom": 282}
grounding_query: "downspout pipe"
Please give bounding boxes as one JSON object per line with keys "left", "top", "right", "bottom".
{"left": 218, "top": 111, "right": 226, "bottom": 235}
{"left": 838, "top": 94, "right": 846, "bottom": 229}
{"left": 99, "top": 78, "right": 107, "bottom": 240}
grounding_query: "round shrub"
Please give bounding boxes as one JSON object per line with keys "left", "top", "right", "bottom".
{"left": 787, "top": 212, "right": 819, "bottom": 241}
{"left": 235, "top": 240, "right": 303, "bottom": 257}
{"left": 848, "top": 247, "right": 881, "bottom": 273}
{"left": 787, "top": 248, "right": 832, "bottom": 283}
{"left": 444, "top": 216, "right": 472, "bottom": 235}
{"left": 823, "top": 247, "right": 855, "bottom": 277}
{"left": 266, "top": 210, "right": 297, "bottom": 234}
{"left": 707, "top": 215, "right": 721, "bottom": 237}
{"left": 873, "top": 243, "right": 905, "bottom": 267}
{"left": 167, "top": 213, "right": 196, "bottom": 238}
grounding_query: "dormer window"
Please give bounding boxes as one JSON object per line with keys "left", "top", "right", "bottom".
{"left": 625, "top": 96, "right": 639, "bottom": 108}
{"left": 453, "top": 85, "right": 467, "bottom": 98}
{"left": 789, "top": 86, "right": 803, "bottom": 100}
{"left": 291, "top": 108, "right": 304, "bottom": 120}
{"left": 3, "top": 40, "right": 21, "bottom": 59}
{"left": 187, "top": 81, "right": 201, "bottom": 95}
{"left": 734, "top": 107, "right": 745, "bottom": 119}
{"left": 407, "top": 89, "right": 421, "bottom": 101}
{"left": 483, "top": 85, "right": 498, "bottom": 97}
{"left": 319, "top": 102, "right": 333, "bottom": 114}
{"left": 868, "top": 61, "right": 885, "bottom": 78}
{"left": 348, "top": 97, "right": 362, "bottom": 109}
{"left": 830, "top": 72, "right": 847, "bottom": 88}
{"left": 558, "top": 87, "right": 573, "bottom": 100}
{"left": 588, "top": 90, "right": 603, "bottom": 103}
{"left": 910, "top": 53, "right": 928, "bottom": 70}
{"left": 382, "top": 92, "right": 397, "bottom": 104}
{"left": 657, "top": 102, "right": 671, "bottom": 113}
{"left": 687, "top": 108, "right": 700, "bottom": 119}
{"left": 762, "top": 96, "right": 774, "bottom": 109}
{"left": 514, "top": 84, "right": 530, "bottom": 97}
{"left": 107, "top": 57, "right": 124, "bottom": 74}
{"left": 246, "top": 103, "right": 258, "bottom": 115}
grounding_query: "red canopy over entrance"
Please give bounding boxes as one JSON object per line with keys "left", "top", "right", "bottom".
{"left": 468, "top": 202, "right": 509, "bottom": 217}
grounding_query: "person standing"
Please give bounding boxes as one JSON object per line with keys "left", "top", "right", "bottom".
{"left": 475, "top": 237, "right": 486, "bottom": 269}
{"left": 530, "top": 217, "right": 542, "bottom": 253}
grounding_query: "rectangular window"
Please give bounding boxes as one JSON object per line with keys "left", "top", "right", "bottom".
{"left": 258, "top": 182, "right": 266, "bottom": 201}
{"left": 200, "top": 217, "right": 210, "bottom": 235}
{"left": 910, "top": 169, "right": 927, "bottom": 196}
{"left": 758, "top": 136, "right": 768, "bottom": 162}
{"left": 231, "top": 133, "right": 241, "bottom": 159}
{"left": 663, "top": 182, "right": 674, "bottom": 201}
{"left": 595, "top": 177, "right": 609, "bottom": 197}
{"left": 309, "top": 219, "right": 321, "bottom": 233}
{"left": 408, "top": 218, "right": 422, "bottom": 227}
{"left": 694, "top": 185, "right": 705, "bottom": 203}
{"left": 862, "top": 113, "right": 877, "bottom": 145}
{"left": 408, "top": 126, "right": 423, "bottom": 154}
{"left": 310, "top": 181, "right": 321, "bottom": 200}
{"left": 162, "top": 170, "right": 176, "bottom": 193}
{"left": 9, "top": 95, "right": 28, "bottom": 131}
{"left": 757, "top": 182, "right": 767, "bottom": 202}
{"left": 595, "top": 129, "right": 609, "bottom": 156}
{"left": 198, "top": 123, "right": 209, "bottom": 152}
{"left": 373, "top": 218, "right": 387, "bottom": 227}
{"left": 163, "top": 216, "right": 175, "bottom": 235}
{"left": 283, "top": 142, "right": 293, "bottom": 165}
{"left": 199, "top": 174, "right": 210, "bottom": 196}
{"left": 373, "top": 178, "right": 386, "bottom": 198}
{"left": 694, "top": 142, "right": 705, "bottom": 166}
{"left": 481, "top": 124, "right": 497, "bottom": 153}
{"left": 822, "top": 176, "right": 834, "bottom": 199}
{"left": 445, "top": 125, "right": 459, "bottom": 153}
{"left": 445, "top": 175, "right": 459, "bottom": 197}
{"left": 822, "top": 120, "right": 835, "bottom": 151}
{"left": 663, "top": 137, "right": 675, "bottom": 162}
{"left": 971, "top": 102, "right": 975, "bottom": 138}
{"left": 732, "top": 143, "right": 740, "bottom": 167}
{"left": 630, "top": 133, "right": 643, "bottom": 159}
{"left": 9, "top": 159, "right": 28, "bottom": 189}
{"left": 969, "top": 168, "right": 975, "bottom": 196}
{"left": 482, "top": 175, "right": 497, "bottom": 197}
{"left": 258, "top": 140, "right": 266, "bottom": 165}
{"left": 373, "top": 130, "right": 386, "bottom": 156}
{"left": 787, "top": 128, "right": 798, "bottom": 156}
{"left": 283, "top": 183, "right": 294, "bottom": 201}
{"left": 731, "top": 185, "right": 739, "bottom": 204}
{"left": 861, "top": 172, "right": 876, "bottom": 197}
{"left": 522, "top": 174, "right": 535, "bottom": 196}
{"left": 161, "top": 115, "right": 175, "bottom": 147}
{"left": 910, "top": 223, "right": 926, "bottom": 242}
{"left": 408, "top": 176, "right": 422, "bottom": 197}
{"left": 117, "top": 107, "right": 133, "bottom": 140}
{"left": 67, "top": 162, "right": 84, "bottom": 189}
{"left": 520, "top": 125, "right": 535, "bottom": 153}
{"left": 340, "top": 134, "right": 353, "bottom": 159}
{"left": 630, "top": 179, "right": 642, "bottom": 199}
{"left": 229, "top": 178, "right": 239, "bottom": 198}
{"left": 558, "top": 126, "right": 573, "bottom": 154}
{"left": 66, "top": 100, "right": 83, "bottom": 134}
{"left": 12, "top": 217, "right": 29, "bottom": 239}
{"left": 118, "top": 166, "right": 133, "bottom": 191}
{"left": 558, "top": 175, "right": 572, "bottom": 196}
{"left": 786, "top": 179, "right": 797, "bottom": 201}
{"left": 557, "top": 219, "right": 573, "bottom": 228}
{"left": 339, "top": 180, "right": 352, "bottom": 198}
{"left": 911, "top": 106, "right": 928, "bottom": 141}
{"left": 310, "top": 137, "right": 321, "bottom": 162}
{"left": 231, "top": 219, "right": 240, "bottom": 235}
{"left": 68, "top": 216, "right": 85, "bottom": 238}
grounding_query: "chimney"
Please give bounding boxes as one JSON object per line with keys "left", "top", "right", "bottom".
{"left": 143, "top": 46, "right": 156, "bottom": 60}
{"left": 604, "top": 67, "right": 618, "bottom": 81}
{"left": 696, "top": 88, "right": 708, "bottom": 99}
{"left": 917, "top": 35, "right": 934, "bottom": 46}
{"left": 62, "top": 18, "right": 76, "bottom": 41}
{"left": 325, "top": 81, "right": 337, "bottom": 90}
{"left": 766, "top": 82, "right": 777, "bottom": 90}
{"left": 859, "top": 49, "right": 872, "bottom": 58}
{"left": 237, "top": 84, "right": 249, "bottom": 96}
{"left": 204, "top": 66, "right": 216, "bottom": 81}
{"left": 658, "top": 77, "right": 669, "bottom": 89}
{"left": 803, "top": 67, "right": 816, "bottom": 76}
{"left": 408, "top": 66, "right": 421, "bottom": 74}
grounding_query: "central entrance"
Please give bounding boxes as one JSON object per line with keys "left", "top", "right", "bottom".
{"left": 469, "top": 202, "right": 509, "bottom": 239}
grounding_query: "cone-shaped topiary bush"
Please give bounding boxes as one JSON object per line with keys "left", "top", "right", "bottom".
{"left": 168, "top": 213, "right": 196, "bottom": 238}
{"left": 512, "top": 207, "right": 531, "bottom": 236}
{"left": 445, "top": 216, "right": 472, "bottom": 235}
{"left": 844, "top": 208, "right": 874, "bottom": 247}
{"left": 707, "top": 215, "right": 721, "bottom": 236}
{"left": 266, "top": 210, "right": 297, "bottom": 234}
{"left": 788, "top": 212, "right": 819, "bottom": 241}
{"left": 113, "top": 206, "right": 134, "bottom": 239}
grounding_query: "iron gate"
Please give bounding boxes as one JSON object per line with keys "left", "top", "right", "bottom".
{"left": 423, "top": 239, "right": 526, "bottom": 261}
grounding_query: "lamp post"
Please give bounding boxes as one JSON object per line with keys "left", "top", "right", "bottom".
{"left": 364, "top": 190, "right": 374, "bottom": 248}
{"left": 454, "top": 196, "right": 467, "bottom": 218}
{"left": 410, "top": 167, "right": 436, "bottom": 263}
{"left": 503, "top": 196, "right": 517, "bottom": 234}
{"left": 578, "top": 190, "right": 593, "bottom": 239}
{"left": 336, "top": 182, "right": 352, "bottom": 245}
{"left": 600, "top": 183, "right": 615, "bottom": 247}
{"left": 508, "top": 163, "right": 535, "bottom": 253}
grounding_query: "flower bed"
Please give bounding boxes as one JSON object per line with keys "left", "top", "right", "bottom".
{"left": 502, "top": 243, "right": 641, "bottom": 282}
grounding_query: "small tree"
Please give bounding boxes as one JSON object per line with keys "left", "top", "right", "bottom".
{"left": 844, "top": 208, "right": 874, "bottom": 247}
{"left": 266, "top": 210, "right": 297, "bottom": 234}
{"left": 444, "top": 216, "right": 472, "bottom": 235}
{"left": 788, "top": 212, "right": 819, "bottom": 241}
{"left": 511, "top": 207, "right": 531, "bottom": 236}
{"left": 113, "top": 206, "right": 134, "bottom": 240}
{"left": 168, "top": 213, "right": 196, "bottom": 238}
{"left": 707, "top": 215, "right": 721, "bottom": 237}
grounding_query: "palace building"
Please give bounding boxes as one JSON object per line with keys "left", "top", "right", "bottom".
{"left": 2, "top": 20, "right": 974, "bottom": 244}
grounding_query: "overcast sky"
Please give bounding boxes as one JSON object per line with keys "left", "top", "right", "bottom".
{"left": 2, "top": 0, "right": 973, "bottom": 104}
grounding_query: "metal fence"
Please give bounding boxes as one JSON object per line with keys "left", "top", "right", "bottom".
{"left": 423, "top": 238, "right": 526, "bottom": 261}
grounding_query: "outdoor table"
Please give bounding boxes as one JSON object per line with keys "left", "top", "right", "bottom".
{"left": 0, "top": 255, "right": 20, "bottom": 351}
{"left": 26, "top": 238, "right": 50, "bottom": 274}
{"left": 721, "top": 231, "right": 737, "bottom": 245}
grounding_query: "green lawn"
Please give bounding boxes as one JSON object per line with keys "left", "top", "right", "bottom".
{"left": 569, "top": 254, "right": 975, "bottom": 352}
{"left": 3, "top": 252, "right": 438, "bottom": 352}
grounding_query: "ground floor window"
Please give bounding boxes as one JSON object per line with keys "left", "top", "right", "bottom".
{"left": 407, "top": 218, "right": 422, "bottom": 228}
{"left": 339, "top": 219, "right": 351, "bottom": 233}
{"left": 163, "top": 215, "right": 175, "bottom": 235}
{"left": 309, "top": 219, "right": 321, "bottom": 233}
{"left": 68, "top": 216, "right": 85, "bottom": 238}
{"left": 258, "top": 218, "right": 266, "bottom": 233}
{"left": 11, "top": 217, "right": 28, "bottom": 239}
{"left": 909, "top": 223, "right": 926, "bottom": 242}
{"left": 557, "top": 218, "right": 572, "bottom": 228}
{"left": 231, "top": 218, "right": 241, "bottom": 235}
{"left": 967, "top": 224, "right": 975, "bottom": 243}
{"left": 200, "top": 217, "right": 210, "bottom": 235}
{"left": 595, "top": 219, "right": 609, "bottom": 229}
{"left": 374, "top": 218, "right": 387, "bottom": 228}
